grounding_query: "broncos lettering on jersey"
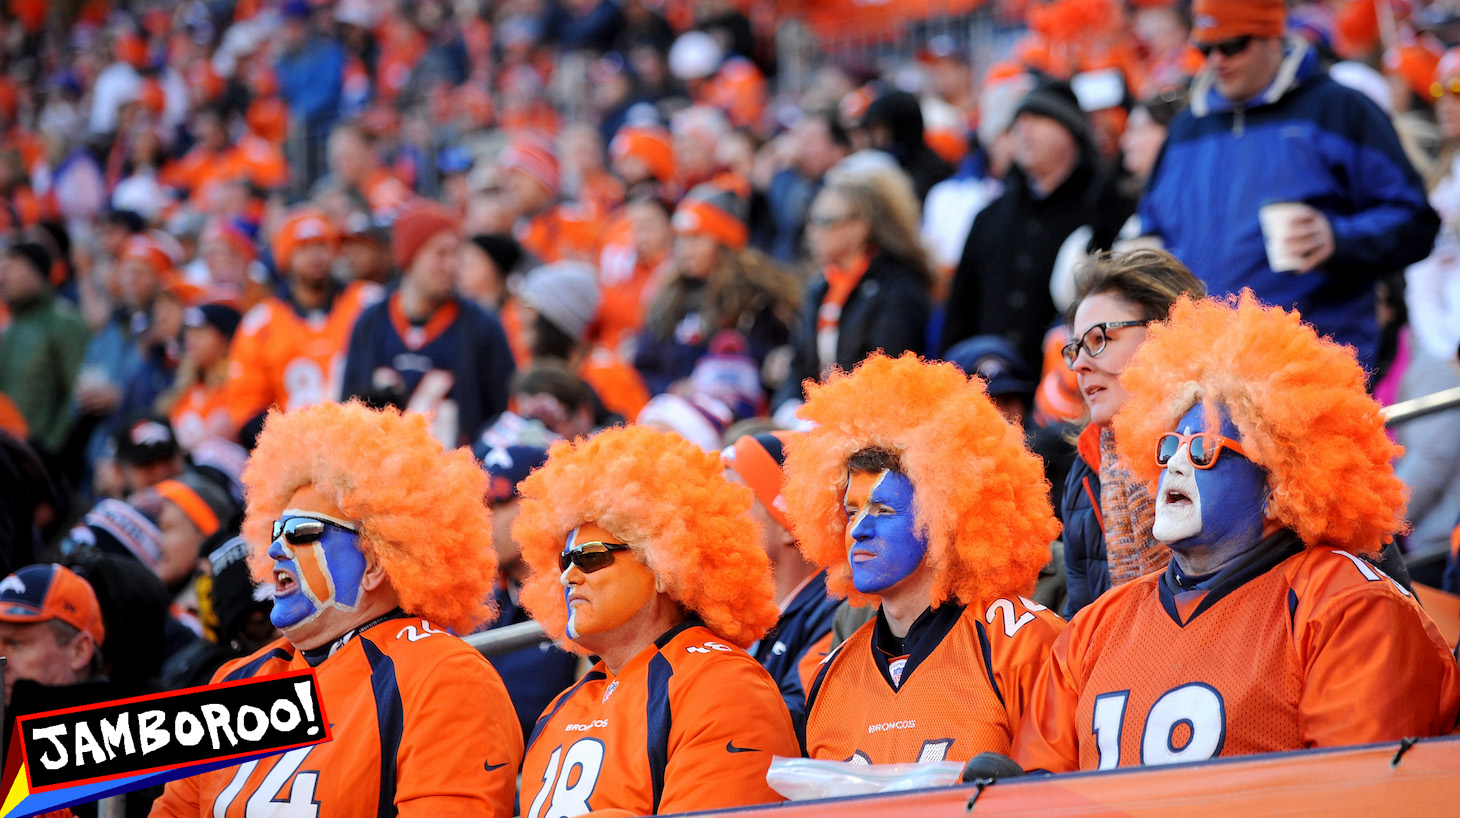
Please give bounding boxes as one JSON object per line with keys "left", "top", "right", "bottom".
{"left": 224, "top": 281, "right": 382, "bottom": 429}
{"left": 1013, "top": 532, "right": 1460, "bottom": 773}
{"left": 804, "top": 597, "right": 1063, "bottom": 764}
{"left": 149, "top": 613, "right": 522, "bottom": 818}
{"left": 521, "top": 621, "right": 799, "bottom": 817}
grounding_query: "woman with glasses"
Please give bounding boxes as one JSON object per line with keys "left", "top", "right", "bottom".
{"left": 512, "top": 425, "right": 799, "bottom": 818}
{"left": 1059, "top": 248, "right": 1204, "bottom": 617}
{"left": 769, "top": 164, "right": 932, "bottom": 425}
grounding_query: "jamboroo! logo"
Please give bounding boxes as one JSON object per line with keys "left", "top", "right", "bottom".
{"left": 1, "top": 670, "right": 331, "bottom": 817}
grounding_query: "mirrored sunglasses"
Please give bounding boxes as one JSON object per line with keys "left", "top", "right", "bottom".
{"left": 1155, "top": 431, "right": 1248, "bottom": 470}
{"left": 272, "top": 514, "right": 359, "bottom": 546}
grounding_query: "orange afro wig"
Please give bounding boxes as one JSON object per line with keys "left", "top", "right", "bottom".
{"left": 1112, "top": 292, "right": 1407, "bottom": 554}
{"left": 782, "top": 352, "right": 1060, "bottom": 610}
{"left": 241, "top": 401, "right": 497, "bottom": 634}
{"left": 512, "top": 425, "right": 777, "bottom": 654}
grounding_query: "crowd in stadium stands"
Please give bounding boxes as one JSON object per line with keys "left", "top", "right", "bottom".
{"left": 0, "top": 0, "right": 1458, "bottom": 813}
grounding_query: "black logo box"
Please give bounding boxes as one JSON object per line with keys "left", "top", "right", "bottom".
{"left": 21, "top": 670, "right": 329, "bottom": 791}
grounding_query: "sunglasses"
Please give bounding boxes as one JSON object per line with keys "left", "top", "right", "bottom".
{"left": 1196, "top": 36, "right": 1253, "bottom": 58}
{"left": 1155, "top": 432, "right": 1248, "bottom": 470}
{"left": 1432, "top": 78, "right": 1460, "bottom": 99}
{"left": 1062, "top": 320, "right": 1149, "bottom": 369}
{"left": 272, "top": 514, "right": 359, "bottom": 546}
{"left": 559, "top": 541, "right": 631, "bottom": 574}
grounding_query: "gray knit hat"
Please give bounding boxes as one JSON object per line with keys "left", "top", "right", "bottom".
{"left": 518, "top": 262, "right": 602, "bottom": 342}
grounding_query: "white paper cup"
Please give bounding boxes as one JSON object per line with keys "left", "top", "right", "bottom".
{"left": 1259, "top": 202, "right": 1307, "bottom": 273}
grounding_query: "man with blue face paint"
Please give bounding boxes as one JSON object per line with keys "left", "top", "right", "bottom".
{"left": 1015, "top": 293, "right": 1460, "bottom": 774}
{"left": 152, "top": 402, "right": 524, "bottom": 818}
{"left": 783, "top": 352, "right": 1065, "bottom": 765}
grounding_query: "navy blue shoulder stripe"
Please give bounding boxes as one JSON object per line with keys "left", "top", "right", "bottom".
{"left": 646, "top": 652, "right": 675, "bottom": 814}
{"left": 973, "top": 621, "right": 1004, "bottom": 709}
{"left": 527, "top": 670, "right": 607, "bottom": 751}
{"left": 221, "top": 647, "right": 291, "bottom": 682}
{"left": 361, "top": 637, "right": 404, "bottom": 818}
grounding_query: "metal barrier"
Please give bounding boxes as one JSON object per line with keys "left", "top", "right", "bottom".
{"left": 466, "top": 620, "right": 549, "bottom": 658}
{"left": 1383, "top": 385, "right": 1460, "bottom": 426}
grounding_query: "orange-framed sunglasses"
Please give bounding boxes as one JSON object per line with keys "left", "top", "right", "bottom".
{"left": 1155, "top": 432, "right": 1248, "bottom": 470}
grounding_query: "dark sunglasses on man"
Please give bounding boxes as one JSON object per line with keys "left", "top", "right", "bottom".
{"left": 1196, "top": 35, "right": 1253, "bottom": 58}
{"left": 560, "top": 541, "right": 631, "bottom": 574}
{"left": 273, "top": 514, "right": 359, "bottom": 546}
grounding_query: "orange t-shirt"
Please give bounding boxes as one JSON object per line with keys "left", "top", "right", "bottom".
{"left": 805, "top": 598, "right": 1064, "bottom": 764}
{"left": 170, "top": 381, "right": 236, "bottom": 451}
{"left": 224, "top": 281, "right": 383, "bottom": 428}
{"left": 1013, "top": 538, "right": 1460, "bottom": 773}
{"left": 150, "top": 616, "right": 522, "bottom": 817}
{"left": 521, "top": 622, "right": 798, "bottom": 817}
{"left": 593, "top": 215, "right": 667, "bottom": 353}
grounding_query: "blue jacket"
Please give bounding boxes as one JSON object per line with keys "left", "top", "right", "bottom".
{"left": 1061, "top": 426, "right": 1107, "bottom": 617}
{"left": 1139, "top": 41, "right": 1438, "bottom": 370}
{"left": 275, "top": 37, "right": 345, "bottom": 126}
{"left": 747, "top": 571, "right": 840, "bottom": 734}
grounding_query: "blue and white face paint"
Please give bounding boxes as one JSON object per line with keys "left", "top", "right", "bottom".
{"left": 268, "top": 510, "right": 368, "bottom": 632}
{"left": 844, "top": 470, "right": 929, "bottom": 595}
{"left": 1153, "top": 404, "right": 1269, "bottom": 563}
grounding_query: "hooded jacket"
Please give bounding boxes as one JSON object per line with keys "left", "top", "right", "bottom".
{"left": 1139, "top": 40, "right": 1438, "bottom": 370}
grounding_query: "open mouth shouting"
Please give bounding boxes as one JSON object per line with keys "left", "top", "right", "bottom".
{"left": 274, "top": 565, "right": 299, "bottom": 596}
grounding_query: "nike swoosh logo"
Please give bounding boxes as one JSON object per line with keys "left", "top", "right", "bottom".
{"left": 725, "top": 741, "right": 760, "bottom": 754}
{"left": 485, "top": 761, "right": 508, "bottom": 771}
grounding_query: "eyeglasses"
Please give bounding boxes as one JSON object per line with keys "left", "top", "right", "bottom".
{"left": 559, "top": 541, "right": 631, "bottom": 574}
{"left": 1196, "top": 36, "right": 1253, "bottom": 58}
{"left": 272, "top": 514, "right": 359, "bottom": 546}
{"left": 1432, "top": 78, "right": 1460, "bottom": 99}
{"left": 1061, "top": 320, "right": 1150, "bottom": 369}
{"left": 807, "top": 213, "right": 854, "bottom": 229}
{"left": 1155, "top": 431, "right": 1248, "bottom": 470}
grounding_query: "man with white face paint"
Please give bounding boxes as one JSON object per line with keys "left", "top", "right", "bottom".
{"left": 152, "top": 402, "right": 522, "bottom": 818}
{"left": 1014, "top": 293, "right": 1460, "bottom": 774}
{"left": 783, "top": 352, "right": 1064, "bottom": 765}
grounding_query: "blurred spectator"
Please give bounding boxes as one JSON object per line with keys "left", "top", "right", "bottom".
{"left": 275, "top": 0, "right": 346, "bottom": 185}
{"left": 593, "top": 191, "right": 673, "bottom": 351}
{"left": 1138, "top": 0, "right": 1439, "bottom": 372}
{"left": 772, "top": 166, "right": 932, "bottom": 420}
{"left": 763, "top": 110, "right": 851, "bottom": 263}
{"left": 519, "top": 260, "right": 650, "bottom": 419}
{"left": 342, "top": 201, "right": 515, "bottom": 446}
{"left": 500, "top": 135, "right": 601, "bottom": 264}
{"left": 104, "top": 413, "right": 184, "bottom": 499}
{"left": 141, "top": 471, "right": 239, "bottom": 593}
{"left": 159, "top": 302, "right": 241, "bottom": 451}
{"left": 862, "top": 90, "right": 954, "bottom": 203}
{"left": 941, "top": 80, "right": 1131, "bottom": 371}
{"left": 325, "top": 123, "right": 414, "bottom": 223}
{"left": 0, "top": 242, "right": 89, "bottom": 457}
{"left": 723, "top": 431, "right": 838, "bottom": 733}
{"left": 511, "top": 360, "right": 610, "bottom": 440}
{"left": 635, "top": 184, "right": 798, "bottom": 394}
{"left": 224, "top": 207, "right": 381, "bottom": 435}
{"left": 476, "top": 443, "right": 577, "bottom": 742}
{"left": 459, "top": 233, "right": 523, "bottom": 314}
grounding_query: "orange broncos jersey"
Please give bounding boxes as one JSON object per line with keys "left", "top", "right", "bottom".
{"left": 150, "top": 614, "right": 523, "bottom": 818}
{"left": 169, "top": 382, "right": 236, "bottom": 451}
{"left": 224, "top": 282, "right": 382, "bottom": 428}
{"left": 517, "top": 203, "right": 601, "bottom": 265}
{"left": 805, "top": 598, "right": 1064, "bottom": 764}
{"left": 1013, "top": 534, "right": 1460, "bottom": 773}
{"left": 521, "top": 622, "right": 799, "bottom": 817}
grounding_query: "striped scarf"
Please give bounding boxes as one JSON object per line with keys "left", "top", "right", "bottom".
{"left": 1098, "top": 426, "right": 1169, "bottom": 585}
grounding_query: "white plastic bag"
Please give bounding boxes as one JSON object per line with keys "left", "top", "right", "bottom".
{"left": 765, "top": 755, "right": 963, "bottom": 801}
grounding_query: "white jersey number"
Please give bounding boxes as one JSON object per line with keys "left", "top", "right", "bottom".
{"left": 526, "top": 738, "right": 606, "bottom": 818}
{"left": 212, "top": 745, "right": 321, "bottom": 817}
{"left": 984, "top": 596, "right": 1048, "bottom": 638}
{"left": 1090, "top": 683, "right": 1226, "bottom": 769}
